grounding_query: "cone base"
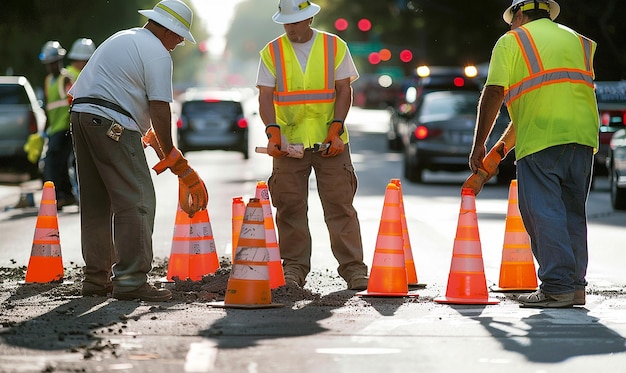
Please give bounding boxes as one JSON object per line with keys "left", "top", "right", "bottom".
{"left": 268, "top": 260, "right": 285, "bottom": 289}
{"left": 434, "top": 296, "right": 500, "bottom": 305}
{"left": 490, "top": 286, "right": 538, "bottom": 292}
{"left": 356, "top": 290, "right": 420, "bottom": 297}
{"left": 166, "top": 252, "right": 219, "bottom": 282}
{"left": 207, "top": 301, "right": 284, "bottom": 309}
{"left": 25, "top": 256, "right": 64, "bottom": 283}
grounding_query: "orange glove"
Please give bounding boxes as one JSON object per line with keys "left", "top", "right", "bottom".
{"left": 265, "top": 124, "right": 287, "bottom": 157}
{"left": 142, "top": 128, "right": 165, "bottom": 159}
{"left": 321, "top": 120, "right": 345, "bottom": 157}
{"left": 153, "top": 148, "right": 208, "bottom": 217}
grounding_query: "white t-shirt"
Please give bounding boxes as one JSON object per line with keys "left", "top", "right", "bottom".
{"left": 69, "top": 28, "right": 173, "bottom": 133}
{"left": 256, "top": 30, "right": 359, "bottom": 88}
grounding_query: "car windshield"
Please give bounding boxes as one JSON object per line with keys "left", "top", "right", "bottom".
{"left": 183, "top": 100, "right": 241, "bottom": 117}
{"left": 419, "top": 91, "right": 480, "bottom": 118}
{"left": 0, "top": 85, "right": 30, "bottom": 105}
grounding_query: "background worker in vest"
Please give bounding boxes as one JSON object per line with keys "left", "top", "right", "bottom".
{"left": 469, "top": 0, "right": 599, "bottom": 308}
{"left": 39, "top": 40, "right": 77, "bottom": 210}
{"left": 69, "top": 0, "right": 207, "bottom": 301}
{"left": 66, "top": 37, "right": 96, "bottom": 202}
{"left": 256, "top": 0, "right": 369, "bottom": 291}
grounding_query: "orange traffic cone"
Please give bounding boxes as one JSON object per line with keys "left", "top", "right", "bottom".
{"left": 25, "top": 181, "right": 64, "bottom": 283}
{"left": 255, "top": 181, "right": 285, "bottom": 288}
{"left": 357, "top": 182, "right": 418, "bottom": 297}
{"left": 210, "top": 198, "right": 283, "bottom": 309}
{"left": 491, "top": 180, "right": 538, "bottom": 292}
{"left": 435, "top": 188, "right": 499, "bottom": 304}
{"left": 166, "top": 204, "right": 219, "bottom": 281}
{"left": 390, "top": 178, "right": 425, "bottom": 288}
{"left": 232, "top": 196, "right": 245, "bottom": 260}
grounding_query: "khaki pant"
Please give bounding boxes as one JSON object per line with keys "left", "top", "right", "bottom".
{"left": 70, "top": 112, "right": 155, "bottom": 292}
{"left": 268, "top": 144, "right": 367, "bottom": 283}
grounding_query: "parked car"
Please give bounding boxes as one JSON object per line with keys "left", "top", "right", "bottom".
{"left": 0, "top": 76, "right": 46, "bottom": 180}
{"left": 399, "top": 89, "right": 515, "bottom": 184}
{"left": 594, "top": 81, "right": 626, "bottom": 175}
{"left": 607, "top": 128, "right": 626, "bottom": 210}
{"left": 176, "top": 88, "right": 252, "bottom": 159}
{"left": 388, "top": 65, "right": 483, "bottom": 151}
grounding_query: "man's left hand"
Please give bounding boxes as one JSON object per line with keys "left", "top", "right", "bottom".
{"left": 321, "top": 121, "right": 345, "bottom": 157}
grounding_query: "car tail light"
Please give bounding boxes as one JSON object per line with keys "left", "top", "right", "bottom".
{"left": 203, "top": 98, "right": 219, "bottom": 103}
{"left": 414, "top": 125, "right": 429, "bottom": 140}
{"left": 28, "top": 112, "right": 38, "bottom": 134}
{"left": 453, "top": 77, "right": 465, "bottom": 87}
{"left": 176, "top": 117, "right": 184, "bottom": 129}
{"left": 237, "top": 118, "right": 248, "bottom": 129}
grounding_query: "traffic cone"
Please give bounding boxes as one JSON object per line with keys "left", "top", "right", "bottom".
{"left": 357, "top": 182, "right": 418, "bottom": 297}
{"left": 232, "top": 196, "right": 245, "bottom": 260}
{"left": 254, "top": 181, "right": 285, "bottom": 288}
{"left": 166, "top": 204, "right": 219, "bottom": 281}
{"left": 435, "top": 188, "right": 499, "bottom": 304}
{"left": 210, "top": 198, "right": 283, "bottom": 309}
{"left": 25, "top": 181, "right": 64, "bottom": 283}
{"left": 491, "top": 180, "right": 538, "bottom": 292}
{"left": 390, "top": 178, "right": 425, "bottom": 288}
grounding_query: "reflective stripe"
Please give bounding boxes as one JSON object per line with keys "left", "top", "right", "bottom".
{"left": 46, "top": 99, "right": 69, "bottom": 111}
{"left": 271, "top": 33, "right": 336, "bottom": 105}
{"left": 157, "top": 3, "right": 190, "bottom": 28}
{"left": 504, "top": 27, "right": 594, "bottom": 105}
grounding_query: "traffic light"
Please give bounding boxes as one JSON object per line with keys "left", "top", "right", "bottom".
{"left": 399, "top": 49, "right": 413, "bottom": 63}
{"left": 368, "top": 52, "right": 381, "bottom": 65}
{"left": 335, "top": 18, "right": 349, "bottom": 32}
{"left": 358, "top": 18, "right": 372, "bottom": 32}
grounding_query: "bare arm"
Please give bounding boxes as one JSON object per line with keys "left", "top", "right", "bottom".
{"left": 334, "top": 77, "right": 352, "bottom": 122}
{"left": 149, "top": 100, "right": 174, "bottom": 157}
{"left": 258, "top": 85, "right": 277, "bottom": 125}
{"left": 469, "top": 85, "right": 505, "bottom": 172}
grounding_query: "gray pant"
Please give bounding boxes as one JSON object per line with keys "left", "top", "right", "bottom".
{"left": 70, "top": 112, "right": 156, "bottom": 292}
{"left": 268, "top": 144, "right": 367, "bottom": 283}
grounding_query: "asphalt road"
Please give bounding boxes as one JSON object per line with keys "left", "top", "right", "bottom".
{"left": 1, "top": 106, "right": 626, "bottom": 372}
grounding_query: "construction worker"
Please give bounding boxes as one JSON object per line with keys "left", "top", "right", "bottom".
{"left": 256, "top": 0, "right": 369, "bottom": 290}
{"left": 469, "top": 0, "right": 598, "bottom": 308}
{"left": 39, "top": 41, "right": 77, "bottom": 210}
{"left": 66, "top": 38, "right": 96, "bottom": 202}
{"left": 69, "top": 0, "right": 207, "bottom": 301}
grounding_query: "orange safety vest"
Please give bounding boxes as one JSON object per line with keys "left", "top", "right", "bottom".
{"left": 260, "top": 31, "right": 349, "bottom": 147}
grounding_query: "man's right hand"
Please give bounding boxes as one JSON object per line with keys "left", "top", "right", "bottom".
{"left": 265, "top": 124, "right": 288, "bottom": 157}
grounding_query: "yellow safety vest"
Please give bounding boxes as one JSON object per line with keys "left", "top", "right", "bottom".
{"left": 501, "top": 20, "right": 599, "bottom": 159}
{"left": 260, "top": 31, "right": 349, "bottom": 147}
{"left": 44, "top": 69, "right": 73, "bottom": 136}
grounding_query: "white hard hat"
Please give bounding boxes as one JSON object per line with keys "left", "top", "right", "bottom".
{"left": 503, "top": 0, "right": 560, "bottom": 24}
{"left": 68, "top": 38, "right": 96, "bottom": 60}
{"left": 139, "top": 0, "right": 195, "bottom": 44}
{"left": 272, "top": 0, "right": 320, "bottom": 24}
{"left": 39, "top": 41, "right": 66, "bottom": 64}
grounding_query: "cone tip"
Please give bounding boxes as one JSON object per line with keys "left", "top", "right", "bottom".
{"left": 233, "top": 196, "right": 243, "bottom": 203}
{"left": 387, "top": 183, "right": 399, "bottom": 190}
{"left": 43, "top": 181, "right": 54, "bottom": 188}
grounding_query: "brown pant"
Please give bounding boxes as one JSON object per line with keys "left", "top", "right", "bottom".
{"left": 70, "top": 112, "right": 155, "bottom": 292}
{"left": 268, "top": 144, "right": 367, "bottom": 283}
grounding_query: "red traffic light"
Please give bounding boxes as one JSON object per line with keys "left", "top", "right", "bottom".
{"left": 358, "top": 18, "right": 372, "bottom": 32}
{"left": 368, "top": 52, "right": 381, "bottom": 65}
{"left": 335, "top": 18, "right": 348, "bottom": 32}
{"left": 399, "top": 49, "right": 413, "bottom": 63}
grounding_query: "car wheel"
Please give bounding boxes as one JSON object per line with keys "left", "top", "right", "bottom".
{"left": 610, "top": 165, "right": 626, "bottom": 210}
{"left": 403, "top": 147, "right": 423, "bottom": 183}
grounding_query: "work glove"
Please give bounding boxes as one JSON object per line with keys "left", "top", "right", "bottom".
{"left": 142, "top": 128, "right": 165, "bottom": 159}
{"left": 321, "top": 120, "right": 345, "bottom": 157}
{"left": 153, "top": 148, "right": 208, "bottom": 217}
{"left": 265, "top": 124, "right": 288, "bottom": 157}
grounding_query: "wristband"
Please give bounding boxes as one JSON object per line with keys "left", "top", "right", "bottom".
{"left": 330, "top": 119, "right": 345, "bottom": 136}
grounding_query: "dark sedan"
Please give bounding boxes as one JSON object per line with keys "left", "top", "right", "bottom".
{"left": 400, "top": 90, "right": 514, "bottom": 184}
{"left": 607, "top": 128, "right": 626, "bottom": 210}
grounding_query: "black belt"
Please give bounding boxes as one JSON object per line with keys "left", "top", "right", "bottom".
{"left": 72, "top": 97, "right": 132, "bottom": 119}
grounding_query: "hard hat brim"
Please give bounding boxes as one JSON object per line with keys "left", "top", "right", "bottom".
{"left": 503, "top": 0, "right": 560, "bottom": 24}
{"left": 272, "top": 3, "right": 320, "bottom": 24}
{"left": 139, "top": 9, "right": 196, "bottom": 44}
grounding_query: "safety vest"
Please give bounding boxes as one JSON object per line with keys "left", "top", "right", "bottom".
{"left": 503, "top": 20, "right": 598, "bottom": 159}
{"left": 260, "top": 31, "right": 349, "bottom": 147}
{"left": 44, "top": 69, "right": 73, "bottom": 136}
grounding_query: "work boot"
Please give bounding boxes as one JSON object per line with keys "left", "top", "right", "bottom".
{"left": 518, "top": 289, "right": 574, "bottom": 308}
{"left": 283, "top": 272, "right": 305, "bottom": 287}
{"left": 81, "top": 281, "right": 113, "bottom": 297}
{"left": 113, "top": 283, "right": 172, "bottom": 302}
{"left": 347, "top": 275, "right": 369, "bottom": 291}
{"left": 574, "top": 288, "right": 586, "bottom": 306}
